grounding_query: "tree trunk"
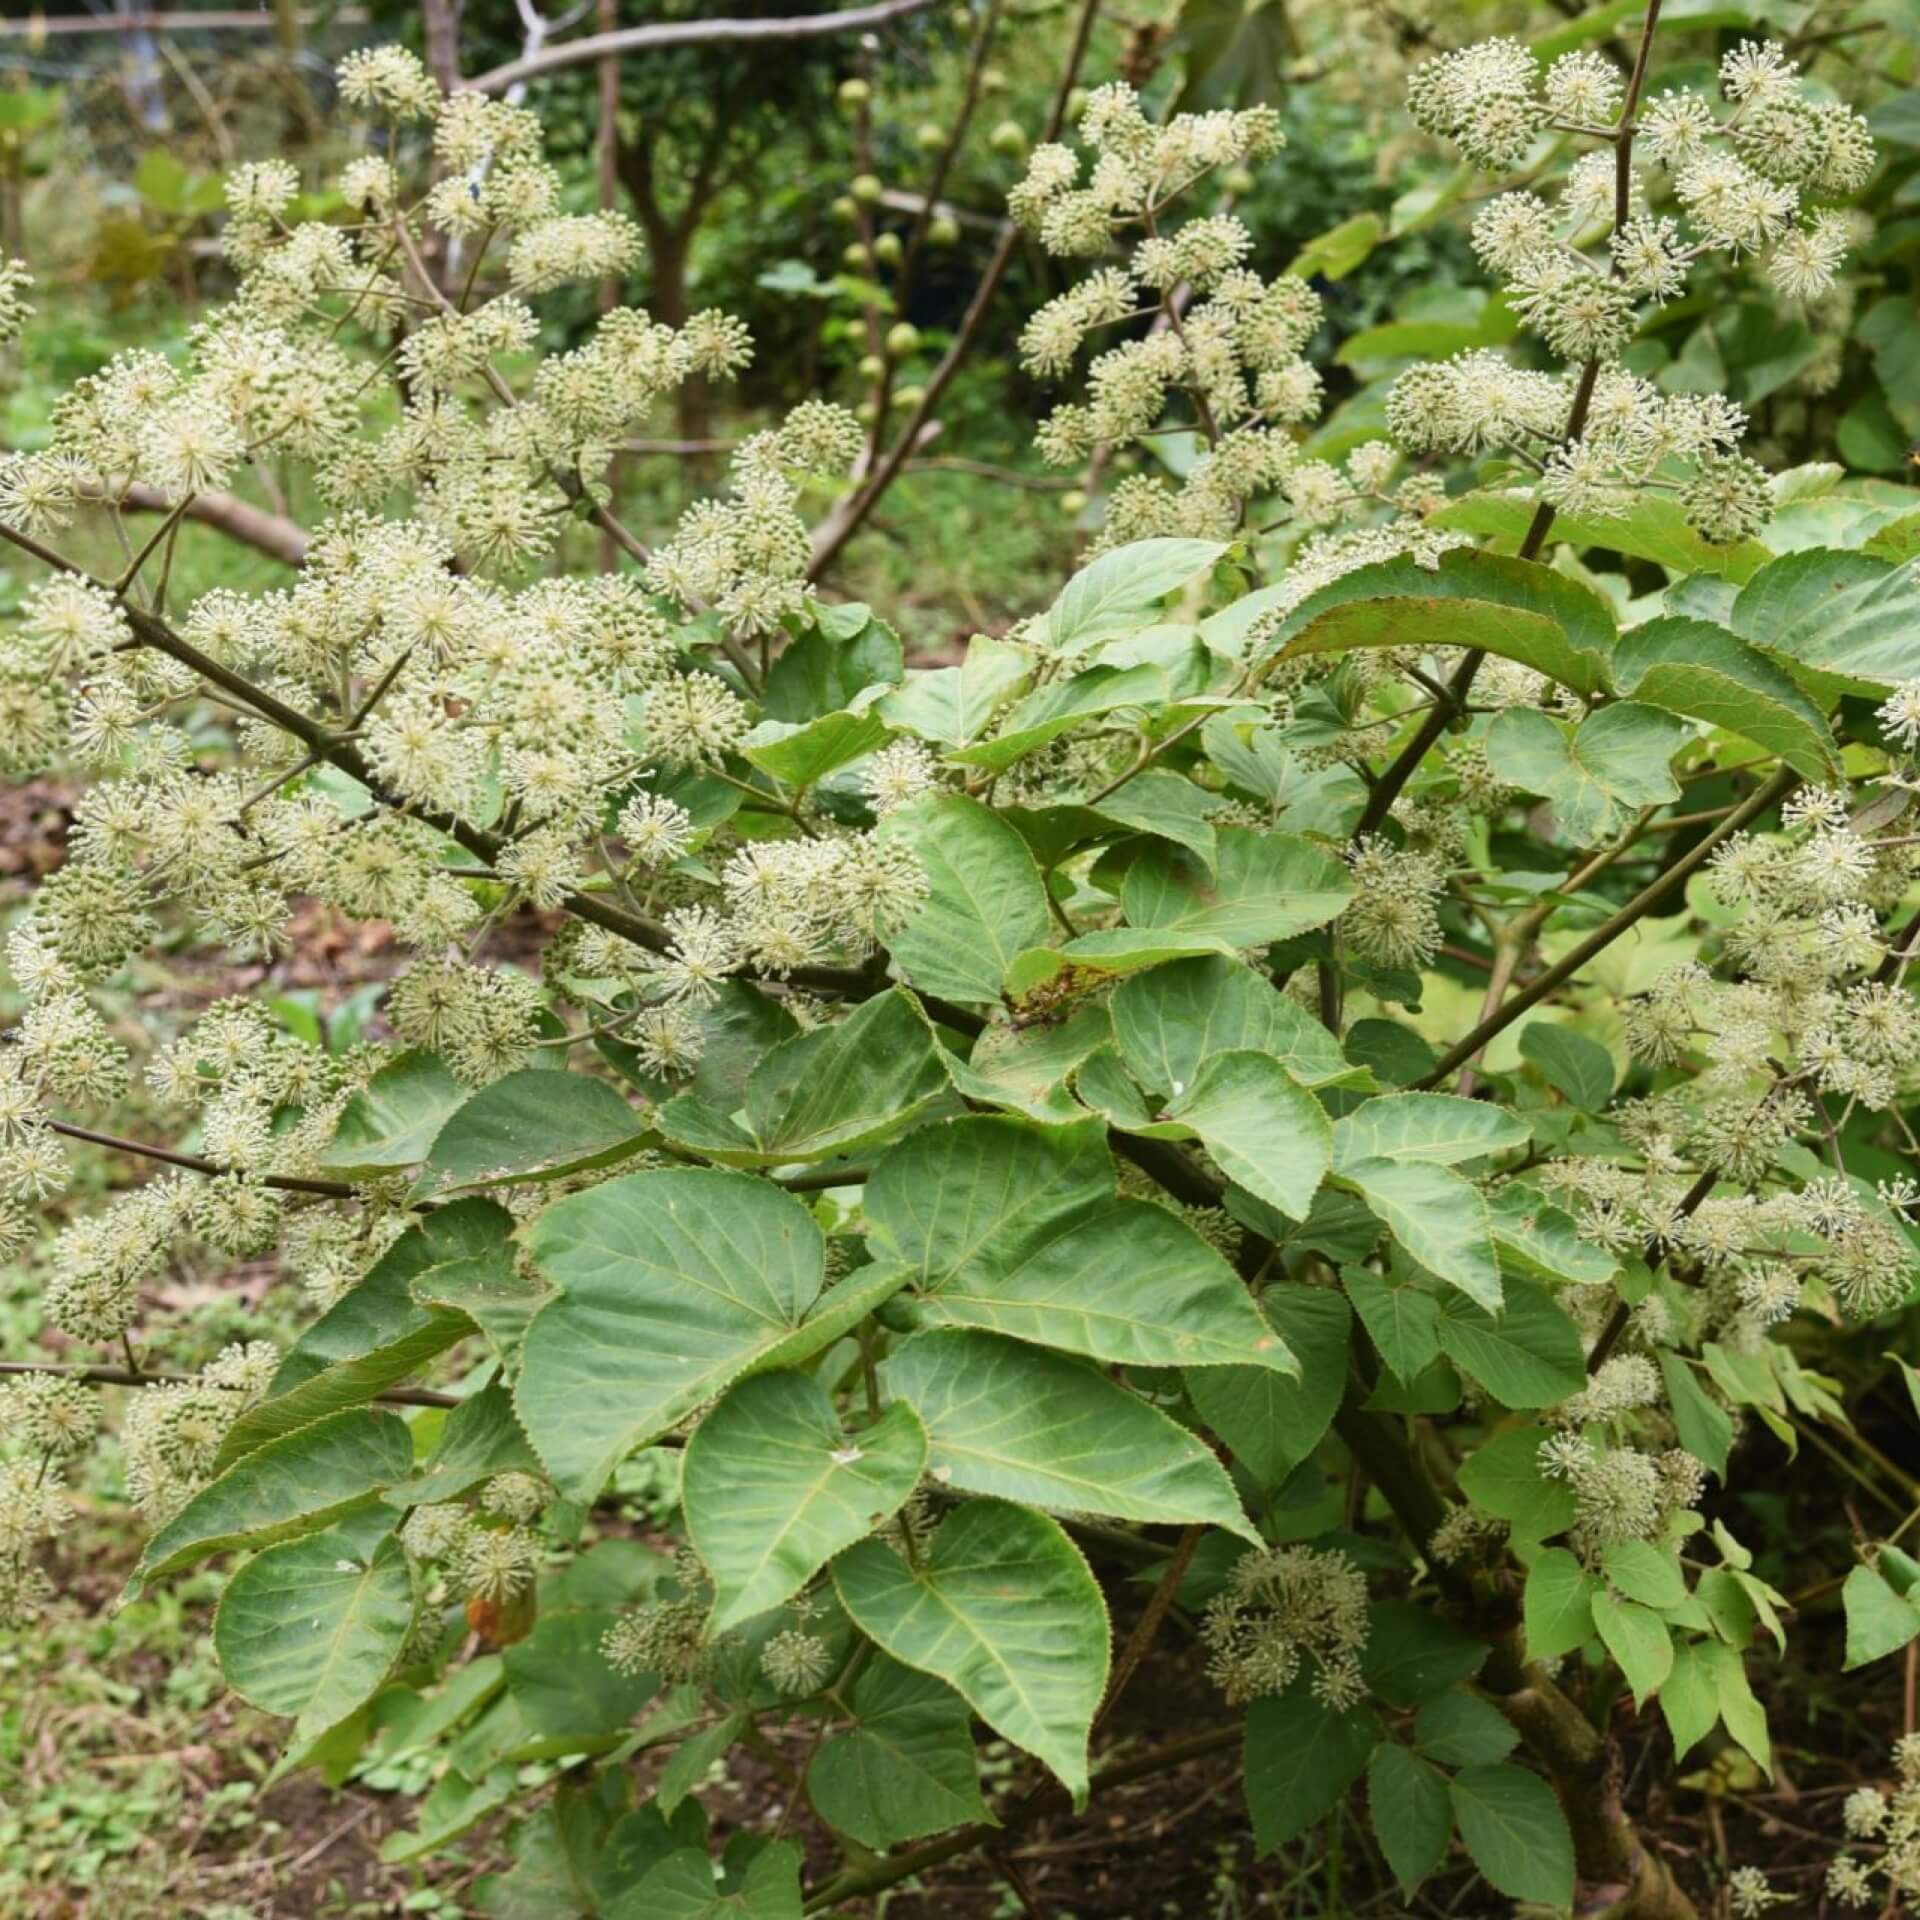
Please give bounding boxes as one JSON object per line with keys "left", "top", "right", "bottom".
{"left": 1339, "top": 1407, "right": 1698, "bottom": 1919}
{"left": 1497, "top": 1669, "right": 1699, "bottom": 1918}
{"left": 422, "top": 0, "right": 463, "bottom": 98}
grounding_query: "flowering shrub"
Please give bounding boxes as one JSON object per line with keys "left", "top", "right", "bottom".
{"left": 1, "top": 9, "right": 1917, "bottom": 1915}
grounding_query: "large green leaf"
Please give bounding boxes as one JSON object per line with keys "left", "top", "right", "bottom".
{"left": 1336, "top": 1158, "right": 1502, "bottom": 1312}
{"left": 944, "top": 664, "right": 1167, "bottom": 775}
{"left": 217, "top": 1200, "right": 510, "bottom": 1465}
{"left": 1457, "top": 1425, "right": 1574, "bottom": 1548}
{"left": 867, "top": 1115, "right": 1111, "bottom": 1280}
{"left": 1517, "top": 1023, "right": 1615, "bottom": 1112}
{"left": 425, "top": 1069, "right": 647, "bottom": 1192}
{"left": 597, "top": 982, "right": 799, "bottom": 1110}
{"left": 881, "top": 794, "right": 1054, "bottom": 1005}
{"left": 1432, "top": 487, "right": 1772, "bottom": 582}
{"left": 833, "top": 1500, "right": 1109, "bottom": 1804}
{"left": 683, "top": 1372, "right": 928, "bottom": 1631}
{"left": 808, "top": 1656, "right": 992, "bottom": 1847}
{"left": 1591, "top": 1590, "right": 1673, "bottom": 1704}
{"left": 1415, "top": 1690, "right": 1517, "bottom": 1767}
{"left": 1343, "top": 1266, "right": 1441, "bottom": 1383}
{"left": 1136, "top": 1048, "right": 1332, "bottom": 1222}
{"left": 1368, "top": 1743, "right": 1452, "bottom": 1895}
{"left": 1843, "top": 1563, "right": 1920, "bottom": 1669}
{"left": 741, "top": 692, "right": 892, "bottom": 788}
{"left": 1603, "top": 1539, "right": 1687, "bottom": 1611}
{"left": 518, "top": 1168, "right": 891, "bottom": 1498}
{"left": 1659, "top": 1638, "right": 1720, "bottom": 1761}
{"left": 883, "top": 1330, "right": 1257, "bottom": 1541}
{"left": 1658, "top": 1350, "right": 1733, "bottom": 1479}
{"left": 879, "top": 633, "right": 1031, "bottom": 748}
{"left": 1005, "top": 929, "right": 1246, "bottom": 991}
{"left": 1259, "top": 549, "right": 1618, "bottom": 698}
{"left": 1435, "top": 1280, "right": 1586, "bottom": 1409}
{"left": 617, "top": 1841, "right": 802, "bottom": 1920}
{"left": 1184, "top": 1286, "right": 1351, "bottom": 1486}
{"left": 1486, "top": 702, "right": 1687, "bottom": 845}
{"left": 658, "top": 989, "right": 951, "bottom": 1166}
{"left": 320, "top": 1051, "right": 465, "bottom": 1177}
{"left": 765, "top": 603, "right": 903, "bottom": 720}
{"left": 948, "top": 662, "right": 1171, "bottom": 773}
{"left": 214, "top": 1515, "right": 415, "bottom": 1744}
{"left": 1363, "top": 1600, "right": 1489, "bottom": 1707}
{"left": 1523, "top": 1547, "right": 1597, "bottom": 1663}
{"left": 379, "top": 1764, "right": 517, "bottom": 1866}
{"left": 1111, "top": 953, "right": 1352, "bottom": 1092}
{"left": 1732, "top": 547, "right": 1920, "bottom": 694}
{"left": 503, "top": 1605, "right": 660, "bottom": 1740}
{"left": 129, "top": 1407, "right": 415, "bottom": 1593}
{"left": 869, "top": 1115, "right": 1296, "bottom": 1372}
{"left": 384, "top": 1380, "right": 539, "bottom": 1507}
{"left": 1609, "top": 615, "right": 1842, "bottom": 779}
{"left": 1486, "top": 1182, "right": 1619, "bottom": 1287}
{"left": 1332, "top": 1093, "right": 1528, "bottom": 1170}
{"left": 1076, "top": 767, "right": 1219, "bottom": 865}
{"left": 1245, "top": 1682, "right": 1380, "bottom": 1854}
{"left": 945, "top": 1004, "right": 1112, "bottom": 1123}
{"left": 1448, "top": 1764, "right": 1574, "bottom": 1909}
{"left": 1044, "top": 537, "right": 1227, "bottom": 655}
{"left": 1120, "top": 828, "right": 1352, "bottom": 947}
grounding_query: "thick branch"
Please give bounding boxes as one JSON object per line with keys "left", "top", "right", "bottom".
{"left": 465, "top": 0, "right": 942, "bottom": 94}
{"left": 101, "top": 483, "right": 310, "bottom": 567}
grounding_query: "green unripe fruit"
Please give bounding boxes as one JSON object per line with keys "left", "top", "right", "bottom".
{"left": 855, "top": 399, "right": 880, "bottom": 424}
{"left": 872, "top": 231, "right": 903, "bottom": 265}
{"left": 850, "top": 172, "right": 884, "bottom": 204}
{"left": 831, "top": 195, "right": 858, "bottom": 223}
{"left": 842, "top": 242, "right": 872, "bottom": 270}
{"left": 891, "top": 384, "right": 926, "bottom": 410}
{"left": 1066, "top": 87, "right": 1090, "bottom": 121}
{"left": 988, "top": 119, "right": 1026, "bottom": 156}
{"left": 927, "top": 214, "right": 961, "bottom": 248}
{"left": 837, "top": 78, "right": 871, "bottom": 111}
{"left": 915, "top": 122, "right": 948, "bottom": 154}
{"left": 858, "top": 353, "right": 885, "bottom": 381}
{"left": 1058, "top": 489, "right": 1088, "bottom": 516}
{"left": 1224, "top": 165, "right": 1255, "bottom": 195}
{"left": 980, "top": 65, "right": 1007, "bottom": 93}
{"left": 885, "top": 321, "right": 921, "bottom": 358}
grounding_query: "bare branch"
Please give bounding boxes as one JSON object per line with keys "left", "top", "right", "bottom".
{"left": 102, "top": 483, "right": 310, "bottom": 568}
{"left": 464, "top": 0, "right": 943, "bottom": 95}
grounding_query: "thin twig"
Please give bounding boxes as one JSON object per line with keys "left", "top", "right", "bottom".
{"left": 42, "top": 1117, "right": 361, "bottom": 1200}
{"left": 1097, "top": 1525, "right": 1202, "bottom": 1728}
{"left": 0, "top": 1358, "right": 457, "bottom": 1408}
{"left": 1416, "top": 765, "right": 1798, "bottom": 1088}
